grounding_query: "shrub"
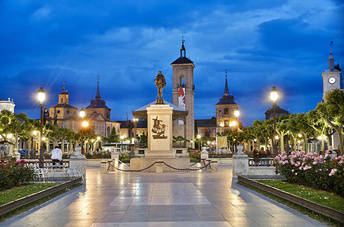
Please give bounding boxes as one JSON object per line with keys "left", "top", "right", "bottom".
{"left": 85, "top": 151, "right": 111, "bottom": 159}
{"left": 274, "top": 151, "right": 344, "bottom": 197}
{"left": 119, "top": 152, "right": 130, "bottom": 163}
{"left": 189, "top": 150, "right": 201, "bottom": 163}
{"left": 0, "top": 160, "right": 34, "bottom": 190}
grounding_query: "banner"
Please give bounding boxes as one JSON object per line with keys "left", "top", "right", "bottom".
{"left": 178, "top": 87, "right": 186, "bottom": 109}
{"left": 217, "top": 136, "right": 228, "bottom": 149}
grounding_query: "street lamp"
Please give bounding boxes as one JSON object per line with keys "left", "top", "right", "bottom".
{"left": 234, "top": 110, "right": 240, "bottom": 118}
{"left": 197, "top": 134, "right": 201, "bottom": 150}
{"left": 269, "top": 86, "right": 279, "bottom": 157}
{"left": 36, "top": 87, "right": 46, "bottom": 167}
{"left": 229, "top": 120, "right": 239, "bottom": 153}
{"left": 79, "top": 108, "right": 88, "bottom": 154}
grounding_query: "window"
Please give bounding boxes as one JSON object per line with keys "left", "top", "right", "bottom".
{"left": 66, "top": 110, "right": 70, "bottom": 114}
{"left": 224, "top": 120, "right": 229, "bottom": 127}
{"left": 224, "top": 108, "right": 229, "bottom": 114}
{"left": 57, "top": 110, "right": 60, "bottom": 114}
{"left": 179, "top": 75, "right": 185, "bottom": 88}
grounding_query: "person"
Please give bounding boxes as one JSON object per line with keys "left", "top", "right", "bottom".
{"left": 51, "top": 146, "right": 63, "bottom": 165}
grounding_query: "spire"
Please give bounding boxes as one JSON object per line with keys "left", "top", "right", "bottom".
{"left": 328, "top": 41, "right": 334, "bottom": 71}
{"left": 96, "top": 75, "right": 101, "bottom": 99}
{"left": 180, "top": 37, "right": 186, "bottom": 57}
{"left": 224, "top": 70, "right": 229, "bottom": 96}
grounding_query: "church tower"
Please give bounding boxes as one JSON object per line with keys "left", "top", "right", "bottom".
{"left": 49, "top": 82, "right": 77, "bottom": 122}
{"left": 86, "top": 78, "right": 111, "bottom": 121}
{"left": 216, "top": 71, "right": 239, "bottom": 133}
{"left": 322, "top": 41, "right": 342, "bottom": 99}
{"left": 171, "top": 40, "right": 195, "bottom": 142}
{"left": 58, "top": 82, "right": 69, "bottom": 105}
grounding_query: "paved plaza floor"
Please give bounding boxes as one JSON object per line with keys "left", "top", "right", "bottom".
{"left": 1, "top": 163, "right": 328, "bottom": 227}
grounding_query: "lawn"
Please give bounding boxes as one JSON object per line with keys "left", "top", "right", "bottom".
{"left": 0, "top": 183, "right": 58, "bottom": 206}
{"left": 258, "top": 180, "right": 344, "bottom": 212}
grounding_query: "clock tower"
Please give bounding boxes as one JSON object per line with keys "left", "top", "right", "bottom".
{"left": 322, "top": 42, "right": 342, "bottom": 99}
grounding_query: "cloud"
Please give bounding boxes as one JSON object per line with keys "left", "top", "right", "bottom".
{"left": 1, "top": 0, "right": 343, "bottom": 126}
{"left": 31, "top": 6, "right": 51, "bottom": 21}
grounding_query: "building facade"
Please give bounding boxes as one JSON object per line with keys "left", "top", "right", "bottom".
{"left": 49, "top": 84, "right": 79, "bottom": 131}
{"left": 49, "top": 82, "right": 120, "bottom": 137}
{"left": 0, "top": 98, "right": 15, "bottom": 113}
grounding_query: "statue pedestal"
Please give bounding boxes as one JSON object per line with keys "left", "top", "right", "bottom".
{"left": 146, "top": 104, "right": 173, "bottom": 157}
{"left": 130, "top": 103, "right": 190, "bottom": 172}
{"left": 233, "top": 144, "right": 248, "bottom": 177}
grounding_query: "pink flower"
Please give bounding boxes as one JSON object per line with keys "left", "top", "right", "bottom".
{"left": 303, "top": 165, "right": 312, "bottom": 171}
{"left": 329, "top": 169, "right": 337, "bottom": 176}
{"left": 312, "top": 161, "right": 318, "bottom": 165}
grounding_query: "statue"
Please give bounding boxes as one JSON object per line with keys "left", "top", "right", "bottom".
{"left": 154, "top": 71, "right": 166, "bottom": 104}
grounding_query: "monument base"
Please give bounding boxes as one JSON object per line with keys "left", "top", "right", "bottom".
{"left": 130, "top": 157, "right": 190, "bottom": 172}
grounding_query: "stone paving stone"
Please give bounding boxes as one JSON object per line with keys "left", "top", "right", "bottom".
{"left": 0, "top": 165, "right": 329, "bottom": 227}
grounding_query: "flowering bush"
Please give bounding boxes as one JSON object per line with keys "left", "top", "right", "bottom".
{"left": 274, "top": 151, "right": 344, "bottom": 197}
{"left": 189, "top": 150, "right": 201, "bottom": 162}
{"left": 0, "top": 159, "right": 35, "bottom": 190}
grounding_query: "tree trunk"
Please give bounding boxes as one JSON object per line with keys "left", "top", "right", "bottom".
{"left": 303, "top": 135, "right": 308, "bottom": 153}
{"left": 337, "top": 129, "right": 344, "bottom": 155}
{"left": 293, "top": 137, "right": 297, "bottom": 151}
{"left": 280, "top": 134, "right": 284, "bottom": 153}
{"left": 62, "top": 139, "right": 65, "bottom": 153}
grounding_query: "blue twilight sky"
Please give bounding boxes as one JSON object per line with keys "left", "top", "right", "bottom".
{"left": 0, "top": 0, "right": 343, "bottom": 126}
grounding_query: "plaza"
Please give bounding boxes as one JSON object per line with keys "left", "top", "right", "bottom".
{"left": 0, "top": 163, "right": 325, "bottom": 227}
{"left": 1, "top": 1, "right": 343, "bottom": 226}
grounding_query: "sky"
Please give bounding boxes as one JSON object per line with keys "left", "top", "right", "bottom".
{"left": 0, "top": 0, "right": 343, "bottom": 126}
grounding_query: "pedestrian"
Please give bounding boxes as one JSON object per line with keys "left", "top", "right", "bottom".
{"left": 51, "top": 146, "right": 63, "bottom": 166}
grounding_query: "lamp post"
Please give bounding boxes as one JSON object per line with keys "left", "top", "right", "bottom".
{"left": 269, "top": 86, "right": 279, "bottom": 156}
{"left": 133, "top": 118, "right": 138, "bottom": 139}
{"left": 79, "top": 108, "right": 88, "bottom": 154}
{"left": 229, "top": 120, "right": 238, "bottom": 153}
{"left": 197, "top": 134, "right": 201, "bottom": 150}
{"left": 36, "top": 87, "right": 46, "bottom": 167}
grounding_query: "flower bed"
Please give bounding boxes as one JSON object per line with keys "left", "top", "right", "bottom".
{"left": 274, "top": 151, "right": 344, "bottom": 197}
{"left": 0, "top": 160, "right": 34, "bottom": 191}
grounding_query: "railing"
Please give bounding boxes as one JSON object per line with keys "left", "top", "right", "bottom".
{"left": 248, "top": 158, "right": 274, "bottom": 167}
{"left": 24, "top": 160, "right": 70, "bottom": 168}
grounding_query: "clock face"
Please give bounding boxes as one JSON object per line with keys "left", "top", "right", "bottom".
{"left": 328, "top": 77, "right": 336, "bottom": 84}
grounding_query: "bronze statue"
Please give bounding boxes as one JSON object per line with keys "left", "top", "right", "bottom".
{"left": 154, "top": 71, "right": 166, "bottom": 104}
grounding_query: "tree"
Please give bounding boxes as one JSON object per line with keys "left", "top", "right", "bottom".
{"left": 306, "top": 110, "right": 332, "bottom": 151}
{"left": 107, "top": 128, "right": 120, "bottom": 143}
{"left": 276, "top": 115, "right": 289, "bottom": 153}
{"left": 317, "top": 89, "right": 344, "bottom": 154}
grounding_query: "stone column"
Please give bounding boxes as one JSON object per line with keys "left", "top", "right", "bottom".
{"left": 232, "top": 144, "right": 248, "bottom": 177}
{"left": 70, "top": 146, "right": 86, "bottom": 183}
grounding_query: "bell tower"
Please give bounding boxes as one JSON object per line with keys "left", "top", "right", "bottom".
{"left": 171, "top": 40, "right": 195, "bottom": 143}
{"left": 58, "top": 81, "right": 69, "bottom": 104}
{"left": 322, "top": 41, "right": 342, "bottom": 99}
